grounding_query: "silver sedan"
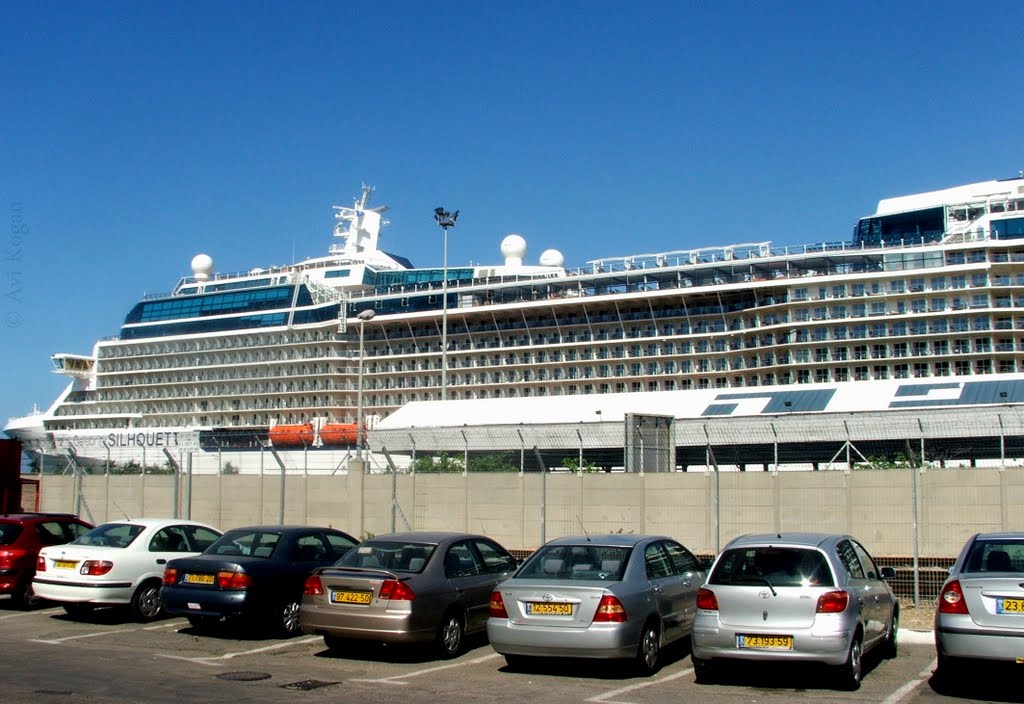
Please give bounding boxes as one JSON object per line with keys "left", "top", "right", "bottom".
{"left": 691, "top": 532, "right": 898, "bottom": 690}
{"left": 487, "top": 534, "right": 706, "bottom": 675}
{"left": 935, "top": 532, "right": 1024, "bottom": 678}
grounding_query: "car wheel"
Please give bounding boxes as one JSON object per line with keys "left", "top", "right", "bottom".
{"left": 936, "top": 651, "right": 960, "bottom": 682}
{"left": 882, "top": 607, "right": 899, "bottom": 659}
{"left": 187, "top": 615, "right": 220, "bottom": 630}
{"left": 275, "top": 599, "right": 302, "bottom": 637}
{"left": 130, "top": 580, "right": 164, "bottom": 622}
{"left": 503, "top": 654, "right": 532, "bottom": 671}
{"left": 12, "top": 579, "right": 43, "bottom": 610}
{"left": 635, "top": 619, "right": 661, "bottom": 675}
{"left": 63, "top": 602, "right": 95, "bottom": 618}
{"left": 837, "top": 636, "right": 862, "bottom": 691}
{"left": 692, "top": 655, "right": 716, "bottom": 685}
{"left": 436, "top": 611, "right": 464, "bottom": 658}
{"left": 323, "top": 635, "right": 355, "bottom": 653}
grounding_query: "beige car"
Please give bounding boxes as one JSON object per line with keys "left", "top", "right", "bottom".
{"left": 299, "top": 531, "right": 518, "bottom": 658}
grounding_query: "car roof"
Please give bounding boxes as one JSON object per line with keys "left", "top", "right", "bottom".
{"left": 364, "top": 531, "right": 490, "bottom": 544}
{"left": 725, "top": 533, "right": 841, "bottom": 549}
{"left": 95, "top": 517, "right": 217, "bottom": 528}
{"left": 543, "top": 534, "right": 664, "bottom": 548}
{"left": 0, "top": 512, "right": 83, "bottom": 522}
{"left": 969, "top": 532, "right": 1024, "bottom": 541}
{"left": 225, "top": 525, "right": 353, "bottom": 534}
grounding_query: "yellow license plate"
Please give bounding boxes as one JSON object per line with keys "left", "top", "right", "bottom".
{"left": 998, "top": 598, "right": 1024, "bottom": 614}
{"left": 54, "top": 560, "right": 78, "bottom": 569}
{"left": 526, "top": 602, "right": 573, "bottom": 616}
{"left": 738, "top": 634, "right": 793, "bottom": 649}
{"left": 183, "top": 573, "right": 215, "bottom": 585}
{"left": 331, "top": 591, "right": 372, "bottom": 605}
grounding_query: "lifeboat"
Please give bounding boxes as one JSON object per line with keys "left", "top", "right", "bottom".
{"left": 319, "top": 423, "right": 362, "bottom": 446}
{"left": 268, "top": 423, "right": 315, "bottom": 446}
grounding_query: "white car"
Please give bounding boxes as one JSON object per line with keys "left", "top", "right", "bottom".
{"left": 34, "top": 518, "right": 221, "bottom": 621}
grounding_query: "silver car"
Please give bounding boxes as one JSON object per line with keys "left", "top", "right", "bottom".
{"left": 487, "top": 534, "right": 706, "bottom": 675}
{"left": 691, "top": 533, "right": 897, "bottom": 690}
{"left": 935, "top": 532, "right": 1024, "bottom": 678}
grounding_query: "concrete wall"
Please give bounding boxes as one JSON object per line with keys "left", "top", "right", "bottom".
{"left": 39, "top": 466, "right": 1024, "bottom": 558}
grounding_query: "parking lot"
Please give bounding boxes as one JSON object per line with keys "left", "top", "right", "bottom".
{"left": 4, "top": 598, "right": 1019, "bottom": 704}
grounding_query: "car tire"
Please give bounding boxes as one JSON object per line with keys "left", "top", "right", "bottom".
{"left": 837, "top": 636, "right": 862, "bottom": 691}
{"left": 692, "top": 655, "right": 716, "bottom": 684}
{"left": 882, "top": 607, "right": 899, "bottom": 659}
{"left": 63, "top": 602, "right": 95, "bottom": 618}
{"left": 274, "top": 599, "right": 302, "bottom": 638}
{"left": 323, "top": 635, "right": 356, "bottom": 653}
{"left": 936, "top": 651, "right": 960, "bottom": 682}
{"left": 130, "top": 580, "right": 164, "bottom": 622}
{"left": 12, "top": 579, "right": 43, "bottom": 610}
{"left": 436, "top": 610, "right": 465, "bottom": 659}
{"left": 635, "top": 619, "right": 661, "bottom": 675}
{"left": 503, "top": 654, "right": 532, "bottom": 671}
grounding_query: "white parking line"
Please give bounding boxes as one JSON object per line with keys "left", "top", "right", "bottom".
{"left": 880, "top": 660, "right": 936, "bottom": 704}
{"left": 0, "top": 607, "right": 62, "bottom": 621}
{"left": 32, "top": 619, "right": 183, "bottom": 644}
{"left": 585, "top": 668, "right": 693, "bottom": 704}
{"left": 156, "top": 636, "right": 321, "bottom": 666}
{"left": 350, "top": 652, "right": 502, "bottom": 685}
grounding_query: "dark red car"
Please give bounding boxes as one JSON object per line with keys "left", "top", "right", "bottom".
{"left": 0, "top": 512, "right": 93, "bottom": 608}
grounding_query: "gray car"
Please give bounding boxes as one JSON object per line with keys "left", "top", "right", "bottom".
{"left": 691, "top": 533, "right": 897, "bottom": 690}
{"left": 935, "top": 532, "right": 1024, "bottom": 678}
{"left": 486, "top": 534, "right": 706, "bottom": 675}
{"left": 299, "top": 531, "right": 517, "bottom": 658}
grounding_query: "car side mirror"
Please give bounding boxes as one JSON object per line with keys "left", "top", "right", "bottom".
{"left": 879, "top": 566, "right": 897, "bottom": 580}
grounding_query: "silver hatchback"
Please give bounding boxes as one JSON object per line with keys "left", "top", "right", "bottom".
{"left": 935, "top": 532, "right": 1024, "bottom": 678}
{"left": 691, "top": 533, "right": 898, "bottom": 690}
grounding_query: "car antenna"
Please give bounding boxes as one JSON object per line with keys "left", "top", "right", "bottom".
{"left": 112, "top": 500, "right": 131, "bottom": 521}
{"left": 576, "top": 515, "right": 591, "bottom": 542}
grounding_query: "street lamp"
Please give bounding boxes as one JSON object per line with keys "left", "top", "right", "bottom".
{"left": 434, "top": 207, "right": 459, "bottom": 401}
{"left": 356, "top": 308, "right": 376, "bottom": 458}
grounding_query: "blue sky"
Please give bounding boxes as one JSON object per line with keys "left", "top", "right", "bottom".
{"left": 1, "top": 1, "right": 1022, "bottom": 433}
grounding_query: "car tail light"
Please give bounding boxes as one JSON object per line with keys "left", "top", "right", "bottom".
{"left": 80, "top": 560, "right": 113, "bottom": 576}
{"left": 816, "top": 590, "right": 850, "bottom": 613}
{"left": 593, "top": 594, "right": 627, "bottom": 623}
{"left": 0, "top": 548, "right": 27, "bottom": 568}
{"left": 303, "top": 575, "right": 324, "bottom": 596}
{"left": 696, "top": 587, "right": 719, "bottom": 611}
{"left": 378, "top": 579, "right": 415, "bottom": 601}
{"left": 939, "top": 579, "right": 969, "bottom": 614}
{"left": 162, "top": 568, "right": 178, "bottom": 586}
{"left": 489, "top": 591, "right": 508, "bottom": 618}
{"left": 216, "top": 568, "right": 252, "bottom": 590}
{"left": 36, "top": 555, "right": 46, "bottom": 572}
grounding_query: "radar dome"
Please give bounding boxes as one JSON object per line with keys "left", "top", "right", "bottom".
{"left": 191, "top": 253, "right": 214, "bottom": 281}
{"left": 500, "top": 234, "right": 527, "bottom": 267}
{"left": 539, "top": 249, "right": 565, "bottom": 267}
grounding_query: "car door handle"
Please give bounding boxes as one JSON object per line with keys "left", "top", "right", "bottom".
{"left": 156, "top": 559, "right": 167, "bottom": 565}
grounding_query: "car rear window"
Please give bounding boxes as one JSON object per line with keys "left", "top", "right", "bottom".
{"left": 709, "top": 546, "right": 834, "bottom": 588}
{"left": 72, "top": 523, "right": 145, "bottom": 549}
{"left": 0, "top": 523, "right": 24, "bottom": 545}
{"left": 516, "top": 545, "right": 631, "bottom": 582}
{"left": 964, "top": 540, "right": 1024, "bottom": 573}
{"left": 336, "top": 541, "right": 437, "bottom": 573}
{"left": 208, "top": 530, "right": 282, "bottom": 558}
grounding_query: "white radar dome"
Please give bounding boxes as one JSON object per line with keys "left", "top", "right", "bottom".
{"left": 539, "top": 249, "right": 565, "bottom": 267}
{"left": 191, "top": 253, "right": 214, "bottom": 281}
{"left": 501, "top": 234, "right": 527, "bottom": 267}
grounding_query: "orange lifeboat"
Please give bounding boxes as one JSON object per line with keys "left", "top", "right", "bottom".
{"left": 268, "top": 423, "right": 315, "bottom": 446}
{"left": 318, "top": 423, "right": 362, "bottom": 446}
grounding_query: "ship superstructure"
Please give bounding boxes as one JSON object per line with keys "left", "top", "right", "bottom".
{"left": 7, "top": 177, "right": 1024, "bottom": 471}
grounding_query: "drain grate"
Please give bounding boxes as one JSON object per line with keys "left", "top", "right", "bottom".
{"left": 215, "top": 671, "right": 272, "bottom": 682}
{"left": 281, "top": 680, "right": 339, "bottom": 691}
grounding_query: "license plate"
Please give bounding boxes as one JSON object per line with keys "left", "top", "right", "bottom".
{"left": 526, "top": 602, "right": 573, "bottom": 616}
{"left": 998, "top": 598, "right": 1024, "bottom": 614}
{"left": 330, "top": 590, "right": 372, "bottom": 605}
{"left": 54, "top": 560, "right": 78, "bottom": 569}
{"left": 182, "top": 573, "right": 215, "bottom": 585}
{"left": 738, "top": 634, "right": 793, "bottom": 649}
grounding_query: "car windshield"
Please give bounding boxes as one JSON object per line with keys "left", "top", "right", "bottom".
{"left": 71, "top": 523, "right": 145, "bottom": 549}
{"left": 207, "top": 530, "right": 282, "bottom": 558}
{"left": 963, "top": 540, "right": 1024, "bottom": 573}
{"left": 515, "top": 545, "right": 631, "bottom": 582}
{"left": 709, "top": 546, "right": 834, "bottom": 588}
{"left": 0, "top": 523, "right": 24, "bottom": 545}
{"left": 335, "top": 541, "right": 436, "bottom": 573}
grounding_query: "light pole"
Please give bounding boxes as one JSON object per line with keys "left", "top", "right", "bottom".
{"left": 356, "top": 309, "right": 376, "bottom": 458}
{"left": 434, "top": 207, "right": 458, "bottom": 401}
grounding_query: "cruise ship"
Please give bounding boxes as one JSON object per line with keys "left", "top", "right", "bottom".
{"left": 6, "top": 176, "right": 1024, "bottom": 472}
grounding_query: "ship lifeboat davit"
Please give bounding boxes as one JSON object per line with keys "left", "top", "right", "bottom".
{"left": 268, "top": 423, "right": 315, "bottom": 446}
{"left": 319, "top": 423, "right": 362, "bottom": 446}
